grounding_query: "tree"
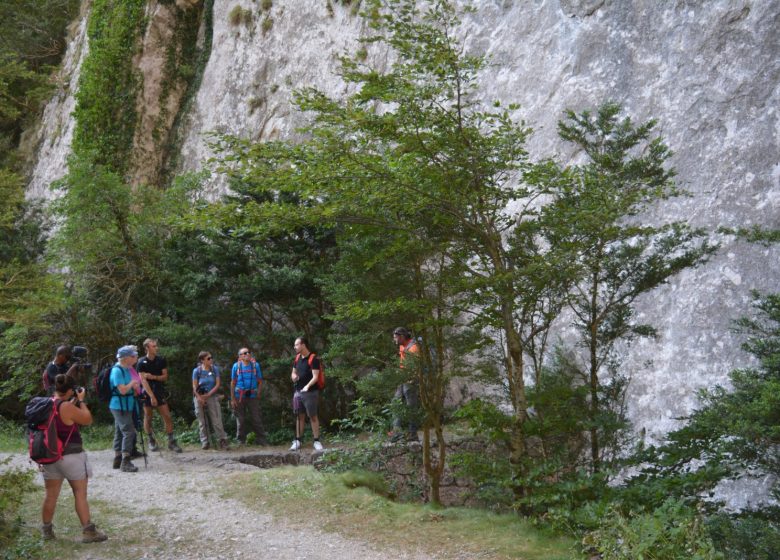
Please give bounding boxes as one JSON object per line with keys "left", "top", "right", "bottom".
{"left": 211, "top": 0, "right": 564, "bottom": 502}
{"left": 539, "top": 103, "right": 716, "bottom": 472}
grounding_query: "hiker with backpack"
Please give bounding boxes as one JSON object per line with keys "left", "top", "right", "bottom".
{"left": 137, "top": 338, "right": 182, "bottom": 453}
{"left": 388, "top": 327, "right": 420, "bottom": 443}
{"left": 192, "top": 351, "right": 229, "bottom": 450}
{"left": 289, "top": 337, "right": 324, "bottom": 451}
{"left": 230, "top": 347, "right": 269, "bottom": 446}
{"left": 38, "top": 374, "right": 107, "bottom": 543}
{"left": 42, "top": 346, "right": 79, "bottom": 396}
{"left": 110, "top": 345, "right": 149, "bottom": 472}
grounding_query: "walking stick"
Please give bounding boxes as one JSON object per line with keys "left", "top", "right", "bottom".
{"left": 134, "top": 396, "right": 148, "bottom": 468}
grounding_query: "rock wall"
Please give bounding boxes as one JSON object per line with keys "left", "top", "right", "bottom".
{"left": 25, "top": 0, "right": 780, "bottom": 441}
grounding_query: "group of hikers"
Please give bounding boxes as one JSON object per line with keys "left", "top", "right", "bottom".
{"left": 34, "top": 328, "right": 419, "bottom": 543}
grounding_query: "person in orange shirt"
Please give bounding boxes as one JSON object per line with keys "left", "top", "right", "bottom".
{"left": 389, "top": 327, "right": 420, "bottom": 442}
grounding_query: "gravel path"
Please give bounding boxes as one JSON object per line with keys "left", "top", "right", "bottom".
{"left": 4, "top": 448, "right": 428, "bottom": 560}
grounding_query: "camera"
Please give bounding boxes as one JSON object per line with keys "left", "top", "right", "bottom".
{"left": 70, "top": 345, "right": 93, "bottom": 374}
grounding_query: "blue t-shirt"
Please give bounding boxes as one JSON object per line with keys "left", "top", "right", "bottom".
{"left": 109, "top": 365, "right": 136, "bottom": 411}
{"left": 231, "top": 361, "right": 262, "bottom": 399}
{"left": 192, "top": 366, "right": 219, "bottom": 394}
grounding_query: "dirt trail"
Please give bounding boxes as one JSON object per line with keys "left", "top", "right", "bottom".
{"left": 4, "top": 448, "right": 428, "bottom": 560}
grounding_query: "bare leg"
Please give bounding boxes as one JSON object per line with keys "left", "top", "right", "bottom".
{"left": 296, "top": 413, "right": 306, "bottom": 439}
{"left": 143, "top": 405, "right": 154, "bottom": 434}
{"left": 310, "top": 415, "right": 320, "bottom": 439}
{"left": 67, "top": 478, "right": 91, "bottom": 526}
{"left": 158, "top": 403, "right": 174, "bottom": 434}
{"left": 42, "top": 479, "right": 64, "bottom": 524}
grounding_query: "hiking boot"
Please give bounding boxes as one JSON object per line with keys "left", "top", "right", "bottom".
{"left": 289, "top": 439, "right": 301, "bottom": 451}
{"left": 81, "top": 523, "right": 107, "bottom": 543}
{"left": 168, "top": 439, "right": 182, "bottom": 453}
{"left": 201, "top": 442, "right": 210, "bottom": 450}
{"left": 41, "top": 522, "right": 55, "bottom": 541}
{"left": 129, "top": 447, "right": 146, "bottom": 459}
{"left": 148, "top": 435, "right": 158, "bottom": 452}
{"left": 112, "top": 454, "right": 122, "bottom": 469}
{"left": 313, "top": 440, "right": 324, "bottom": 451}
{"left": 219, "top": 439, "right": 229, "bottom": 451}
{"left": 120, "top": 457, "right": 138, "bottom": 473}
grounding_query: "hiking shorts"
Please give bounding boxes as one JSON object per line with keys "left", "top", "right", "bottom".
{"left": 40, "top": 451, "right": 92, "bottom": 481}
{"left": 292, "top": 390, "right": 319, "bottom": 418}
{"left": 141, "top": 385, "right": 168, "bottom": 408}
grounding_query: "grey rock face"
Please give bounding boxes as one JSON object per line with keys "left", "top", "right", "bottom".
{"left": 26, "top": 1, "right": 780, "bottom": 449}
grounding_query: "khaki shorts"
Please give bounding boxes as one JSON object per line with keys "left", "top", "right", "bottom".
{"left": 40, "top": 451, "right": 93, "bottom": 481}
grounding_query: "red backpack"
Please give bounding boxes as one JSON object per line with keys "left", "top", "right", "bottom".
{"left": 25, "top": 397, "right": 75, "bottom": 464}
{"left": 293, "top": 353, "right": 325, "bottom": 390}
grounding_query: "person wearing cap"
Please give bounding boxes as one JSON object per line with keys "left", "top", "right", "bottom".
{"left": 43, "top": 346, "right": 79, "bottom": 396}
{"left": 110, "top": 345, "right": 146, "bottom": 472}
{"left": 389, "top": 327, "right": 420, "bottom": 442}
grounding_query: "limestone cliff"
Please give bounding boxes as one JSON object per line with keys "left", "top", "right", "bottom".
{"left": 25, "top": 0, "right": 780, "bottom": 442}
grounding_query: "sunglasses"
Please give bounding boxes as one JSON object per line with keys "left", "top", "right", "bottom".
{"left": 205, "top": 356, "right": 213, "bottom": 360}
{"left": 239, "top": 351, "right": 250, "bottom": 355}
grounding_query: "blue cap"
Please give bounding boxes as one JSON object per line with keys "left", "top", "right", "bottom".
{"left": 116, "top": 345, "right": 138, "bottom": 359}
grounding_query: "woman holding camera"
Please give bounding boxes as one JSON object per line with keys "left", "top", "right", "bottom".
{"left": 192, "top": 351, "right": 228, "bottom": 450}
{"left": 40, "top": 374, "right": 107, "bottom": 543}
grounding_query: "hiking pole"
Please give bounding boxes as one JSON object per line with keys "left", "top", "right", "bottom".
{"left": 135, "top": 396, "right": 148, "bottom": 468}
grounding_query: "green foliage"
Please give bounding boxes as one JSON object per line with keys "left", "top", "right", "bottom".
{"left": 73, "top": 0, "right": 146, "bottom": 172}
{"left": 583, "top": 499, "right": 723, "bottom": 560}
{"left": 625, "top": 293, "right": 780, "bottom": 511}
{"left": 330, "top": 396, "right": 391, "bottom": 434}
{"left": 0, "top": 0, "right": 80, "bottom": 163}
{"left": 318, "top": 434, "right": 387, "bottom": 474}
{"left": 228, "top": 5, "right": 253, "bottom": 27}
{"left": 705, "top": 513, "right": 780, "bottom": 560}
{"left": 0, "top": 460, "right": 37, "bottom": 552}
{"left": 537, "top": 102, "right": 716, "bottom": 472}
{"left": 339, "top": 469, "right": 392, "bottom": 498}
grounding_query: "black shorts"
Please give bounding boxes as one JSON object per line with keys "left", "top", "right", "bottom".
{"left": 142, "top": 385, "right": 168, "bottom": 408}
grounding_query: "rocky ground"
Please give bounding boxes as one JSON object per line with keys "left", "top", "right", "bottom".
{"left": 3, "top": 447, "right": 430, "bottom": 560}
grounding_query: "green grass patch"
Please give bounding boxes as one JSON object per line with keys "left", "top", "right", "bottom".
{"left": 220, "top": 466, "right": 578, "bottom": 559}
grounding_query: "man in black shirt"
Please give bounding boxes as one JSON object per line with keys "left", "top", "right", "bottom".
{"left": 289, "top": 337, "right": 324, "bottom": 451}
{"left": 137, "top": 339, "right": 182, "bottom": 453}
{"left": 43, "top": 346, "right": 79, "bottom": 396}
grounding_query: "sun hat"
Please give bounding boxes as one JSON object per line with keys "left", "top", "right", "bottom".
{"left": 116, "top": 345, "right": 138, "bottom": 359}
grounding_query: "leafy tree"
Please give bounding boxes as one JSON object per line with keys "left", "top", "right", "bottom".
{"left": 244, "top": 0, "right": 558, "bottom": 501}
{"left": 539, "top": 103, "right": 716, "bottom": 472}
{"left": 0, "top": 0, "right": 80, "bottom": 162}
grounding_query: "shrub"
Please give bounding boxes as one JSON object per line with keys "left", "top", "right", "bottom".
{"left": 0, "top": 460, "right": 37, "bottom": 552}
{"left": 339, "top": 469, "right": 391, "bottom": 498}
{"left": 261, "top": 16, "right": 273, "bottom": 34}
{"left": 261, "top": 0, "right": 273, "bottom": 10}
{"left": 705, "top": 513, "right": 780, "bottom": 560}
{"left": 583, "top": 499, "right": 724, "bottom": 560}
{"left": 228, "top": 5, "right": 252, "bottom": 27}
